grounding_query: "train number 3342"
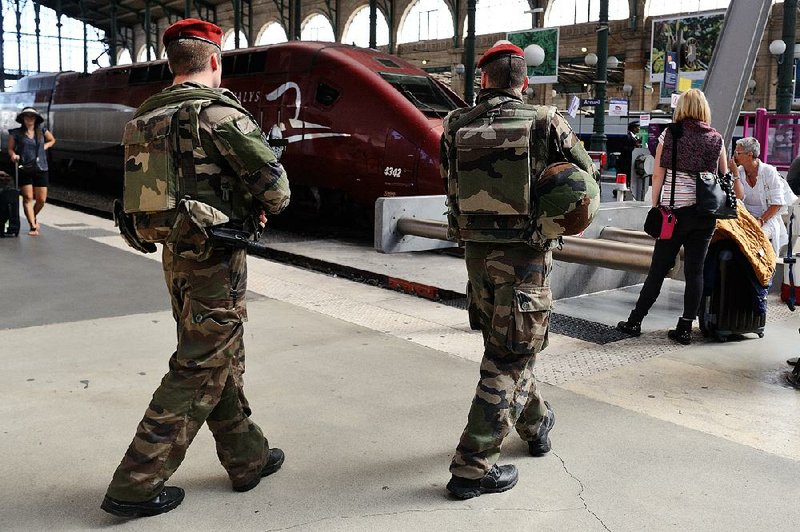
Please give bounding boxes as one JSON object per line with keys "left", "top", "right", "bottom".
{"left": 384, "top": 166, "right": 402, "bottom": 178}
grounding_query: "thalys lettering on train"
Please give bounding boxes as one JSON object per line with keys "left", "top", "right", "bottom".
{"left": 0, "top": 42, "right": 464, "bottom": 210}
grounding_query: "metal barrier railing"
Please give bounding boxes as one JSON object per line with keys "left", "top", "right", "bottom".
{"left": 396, "top": 219, "right": 659, "bottom": 274}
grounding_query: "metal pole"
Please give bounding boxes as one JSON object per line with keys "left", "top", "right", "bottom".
{"left": 369, "top": 0, "right": 377, "bottom": 49}
{"left": 14, "top": 0, "right": 22, "bottom": 76}
{"left": 0, "top": 4, "right": 5, "bottom": 90}
{"left": 56, "top": 0, "right": 63, "bottom": 71}
{"left": 394, "top": 218, "right": 655, "bottom": 274}
{"left": 293, "top": 0, "right": 301, "bottom": 40}
{"left": 110, "top": 0, "right": 118, "bottom": 66}
{"left": 233, "top": 0, "right": 241, "bottom": 48}
{"left": 145, "top": 1, "right": 152, "bottom": 61}
{"left": 464, "top": 0, "right": 476, "bottom": 105}
{"left": 34, "top": 2, "right": 41, "bottom": 72}
{"left": 777, "top": 0, "right": 797, "bottom": 114}
{"left": 80, "top": 0, "right": 87, "bottom": 73}
{"left": 185, "top": 0, "right": 191, "bottom": 19}
{"left": 590, "top": 0, "right": 608, "bottom": 152}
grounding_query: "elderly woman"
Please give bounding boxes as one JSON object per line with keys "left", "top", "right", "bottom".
{"left": 730, "top": 137, "right": 787, "bottom": 255}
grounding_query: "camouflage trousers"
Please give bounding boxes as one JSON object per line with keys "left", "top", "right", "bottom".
{"left": 106, "top": 245, "right": 269, "bottom": 502}
{"left": 450, "top": 242, "right": 553, "bottom": 480}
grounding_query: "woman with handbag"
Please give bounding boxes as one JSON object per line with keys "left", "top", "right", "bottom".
{"left": 730, "top": 137, "right": 788, "bottom": 256}
{"left": 617, "top": 89, "right": 729, "bottom": 345}
{"left": 8, "top": 107, "right": 56, "bottom": 236}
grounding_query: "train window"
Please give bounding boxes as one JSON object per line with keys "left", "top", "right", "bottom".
{"left": 129, "top": 66, "right": 149, "bottom": 84}
{"left": 222, "top": 55, "right": 236, "bottom": 76}
{"left": 146, "top": 64, "right": 165, "bottom": 82}
{"left": 249, "top": 52, "right": 267, "bottom": 73}
{"left": 378, "top": 72, "right": 459, "bottom": 116}
{"left": 233, "top": 55, "right": 249, "bottom": 76}
{"left": 376, "top": 58, "right": 400, "bottom": 69}
{"left": 315, "top": 82, "right": 340, "bottom": 107}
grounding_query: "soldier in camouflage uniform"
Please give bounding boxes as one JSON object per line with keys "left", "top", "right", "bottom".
{"left": 101, "top": 19, "right": 290, "bottom": 518}
{"left": 441, "top": 42, "right": 598, "bottom": 499}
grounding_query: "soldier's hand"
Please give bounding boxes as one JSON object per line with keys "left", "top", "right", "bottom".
{"left": 258, "top": 209, "right": 267, "bottom": 229}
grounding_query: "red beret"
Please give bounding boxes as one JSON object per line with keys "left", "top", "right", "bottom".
{"left": 162, "top": 18, "right": 223, "bottom": 49}
{"left": 477, "top": 42, "right": 524, "bottom": 68}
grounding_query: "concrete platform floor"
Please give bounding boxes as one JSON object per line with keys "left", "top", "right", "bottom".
{"left": 1, "top": 205, "right": 800, "bottom": 531}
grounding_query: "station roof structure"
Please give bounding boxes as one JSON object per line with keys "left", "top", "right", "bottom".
{"left": 34, "top": 0, "right": 229, "bottom": 34}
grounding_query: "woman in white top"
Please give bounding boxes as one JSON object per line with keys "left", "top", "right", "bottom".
{"left": 730, "top": 137, "right": 787, "bottom": 255}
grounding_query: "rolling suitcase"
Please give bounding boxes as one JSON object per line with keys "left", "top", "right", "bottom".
{"left": 699, "top": 241, "right": 766, "bottom": 342}
{"left": 0, "top": 165, "right": 20, "bottom": 237}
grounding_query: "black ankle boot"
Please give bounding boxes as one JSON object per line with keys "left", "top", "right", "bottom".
{"left": 668, "top": 317, "right": 693, "bottom": 345}
{"left": 616, "top": 318, "right": 641, "bottom": 337}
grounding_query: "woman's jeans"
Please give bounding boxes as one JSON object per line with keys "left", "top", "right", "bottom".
{"left": 630, "top": 206, "right": 716, "bottom": 322}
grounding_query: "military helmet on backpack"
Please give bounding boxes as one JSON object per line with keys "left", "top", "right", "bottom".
{"left": 534, "top": 161, "right": 600, "bottom": 238}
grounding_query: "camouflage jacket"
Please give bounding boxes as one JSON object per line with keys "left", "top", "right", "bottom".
{"left": 130, "top": 81, "right": 290, "bottom": 234}
{"left": 440, "top": 88, "right": 598, "bottom": 247}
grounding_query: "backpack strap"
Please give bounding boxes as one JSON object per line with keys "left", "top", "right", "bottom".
{"left": 175, "top": 100, "right": 210, "bottom": 198}
{"left": 446, "top": 95, "right": 518, "bottom": 136}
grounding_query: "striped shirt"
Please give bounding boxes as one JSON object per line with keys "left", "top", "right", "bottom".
{"left": 658, "top": 129, "right": 697, "bottom": 208}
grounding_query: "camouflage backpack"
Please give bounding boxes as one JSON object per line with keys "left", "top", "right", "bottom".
{"left": 122, "top": 101, "right": 197, "bottom": 243}
{"left": 446, "top": 96, "right": 599, "bottom": 245}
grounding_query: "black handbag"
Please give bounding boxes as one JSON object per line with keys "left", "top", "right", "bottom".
{"left": 644, "top": 124, "right": 680, "bottom": 239}
{"left": 695, "top": 171, "right": 737, "bottom": 219}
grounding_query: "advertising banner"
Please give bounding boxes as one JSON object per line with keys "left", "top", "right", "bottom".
{"left": 650, "top": 10, "right": 724, "bottom": 101}
{"left": 507, "top": 27, "right": 559, "bottom": 84}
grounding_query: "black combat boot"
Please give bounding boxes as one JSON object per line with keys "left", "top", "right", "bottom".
{"left": 616, "top": 316, "right": 642, "bottom": 337}
{"left": 446, "top": 464, "right": 518, "bottom": 499}
{"left": 233, "top": 448, "right": 285, "bottom": 493}
{"left": 667, "top": 317, "right": 693, "bottom": 345}
{"left": 101, "top": 486, "right": 185, "bottom": 518}
{"left": 528, "top": 401, "right": 555, "bottom": 456}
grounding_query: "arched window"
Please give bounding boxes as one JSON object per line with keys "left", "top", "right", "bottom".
{"left": 341, "top": 6, "right": 389, "bottom": 47}
{"left": 646, "top": 0, "right": 729, "bottom": 17}
{"left": 398, "top": 0, "right": 454, "bottom": 44}
{"left": 117, "top": 48, "right": 132, "bottom": 65}
{"left": 136, "top": 45, "right": 156, "bottom": 63}
{"left": 301, "top": 14, "right": 336, "bottom": 42}
{"left": 256, "top": 22, "right": 288, "bottom": 45}
{"left": 221, "top": 29, "right": 249, "bottom": 51}
{"left": 462, "top": 0, "right": 535, "bottom": 37}
{"left": 546, "top": 0, "right": 629, "bottom": 26}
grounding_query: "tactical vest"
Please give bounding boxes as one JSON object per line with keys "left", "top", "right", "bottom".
{"left": 122, "top": 87, "right": 255, "bottom": 244}
{"left": 446, "top": 97, "right": 556, "bottom": 245}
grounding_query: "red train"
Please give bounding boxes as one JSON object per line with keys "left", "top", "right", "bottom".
{"left": 0, "top": 42, "right": 464, "bottom": 210}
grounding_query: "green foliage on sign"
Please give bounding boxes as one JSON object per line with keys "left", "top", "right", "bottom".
{"left": 507, "top": 28, "right": 558, "bottom": 79}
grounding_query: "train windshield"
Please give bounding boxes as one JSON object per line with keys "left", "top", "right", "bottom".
{"left": 378, "top": 72, "right": 458, "bottom": 117}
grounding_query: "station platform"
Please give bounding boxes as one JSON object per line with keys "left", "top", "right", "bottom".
{"left": 2, "top": 204, "right": 800, "bottom": 531}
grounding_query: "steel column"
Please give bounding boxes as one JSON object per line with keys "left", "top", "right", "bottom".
{"left": 463, "top": 0, "right": 476, "bottom": 105}
{"left": 292, "top": 0, "right": 301, "bottom": 40}
{"left": 34, "top": 2, "right": 41, "bottom": 72}
{"left": 185, "top": 0, "right": 191, "bottom": 18}
{"left": 590, "top": 0, "right": 609, "bottom": 152}
{"left": 234, "top": 0, "right": 241, "bottom": 48}
{"left": 14, "top": 0, "right": 21, "bottom": 75}
{"left": 145, "top": 1, "right": 152, "bottom": 61}
{"left": 110, "top": 0, "right": 118, "bottom": 66}
{"left": 369, "top": 0, "right": 377, "bottom": 49}
{"left": 0, "top": 5, "right": 4, "bottom": 90}
{"left": 56, "top": 0, "right": 63, "bottom": 71}
{"left": 80, "top": 0, "right": 87, "bottom": 73}
{"left": 777, "top": 0, "right": 797, "bottom": 115}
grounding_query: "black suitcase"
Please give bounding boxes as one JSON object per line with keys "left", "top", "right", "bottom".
{"left": 699, "top": 242, "right": 766, "bottom": 342}
{"left": 0, "top": 166, "right": 20, "bottom": 237}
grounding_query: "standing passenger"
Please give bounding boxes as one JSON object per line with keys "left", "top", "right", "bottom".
{"left": 616, "top": 89, "right": 729, "bottom": 344}
{"left": 440, "top": 42, "right": 598, "bottom": 499}
{"left": 102, "top": 19, "right": 290, "bottom": 518}
{"left": 8, "top": 107, "right": 55, "bottom": 236}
